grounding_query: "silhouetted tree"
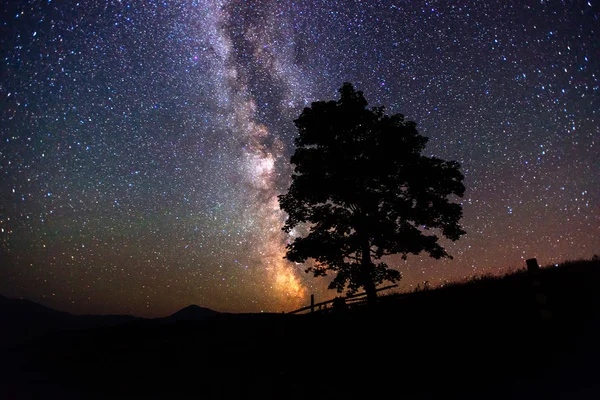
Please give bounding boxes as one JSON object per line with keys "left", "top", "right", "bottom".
{"left": 279, "top": 83, "right": 466, "bottom": 305}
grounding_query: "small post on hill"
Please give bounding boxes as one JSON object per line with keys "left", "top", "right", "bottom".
{"left": 526, "top": 258, "right": 540, "bottom": 273}
{"left": 525, "top": 257, "right": 552, "bottom": 321}
{"left": 310, "top": 294, "right": 314, "bottom": 313}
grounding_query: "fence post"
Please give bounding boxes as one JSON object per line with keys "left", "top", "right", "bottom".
{"left": 526, "top": 258, "right": 552, "bottom": 321}
{"left": 310, "top": 294, "right": 314, "bottom": 313}
{"left": 526, "top": 258, "right": 540, "bottom": 273}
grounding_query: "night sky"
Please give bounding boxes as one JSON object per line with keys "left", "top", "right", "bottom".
{"left": 1, "top": 0, "right": 598, "bottom": 317}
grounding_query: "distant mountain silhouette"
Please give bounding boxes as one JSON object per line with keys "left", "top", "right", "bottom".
{"left": 0, "top": 293, "right": 71, "bottom": 319}
{"left": 0, "top": 294, "right": 225, "bottom": 345}
{"left": 0, "top": 294, "right": 139, "bottom": 345}
{"left": 164, "top": 304, "right": 220, "bottom": 322}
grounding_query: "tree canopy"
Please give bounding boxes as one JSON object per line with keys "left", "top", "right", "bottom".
{"left": 278, "top": 83, "right": 465, "bottom": 303}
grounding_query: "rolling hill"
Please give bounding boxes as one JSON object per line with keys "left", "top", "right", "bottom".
{"left": 1, "top": 258, "right": 599, "bottom": 399}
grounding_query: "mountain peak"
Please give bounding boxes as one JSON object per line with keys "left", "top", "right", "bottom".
{"left": 167, "top": 304, "right": 219, "bottom": 321}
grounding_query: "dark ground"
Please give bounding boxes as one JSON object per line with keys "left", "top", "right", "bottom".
{"left": 2, "top": 259, "right": 599, "bottom": 399}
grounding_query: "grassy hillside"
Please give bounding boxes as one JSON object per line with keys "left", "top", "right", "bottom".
{"left": 2, "top": 258, "right": 599, "bottom": 399}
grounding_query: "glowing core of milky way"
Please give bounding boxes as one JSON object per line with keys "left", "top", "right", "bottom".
{"left": 209, "top": 2, "right": 307, "bottom": 305}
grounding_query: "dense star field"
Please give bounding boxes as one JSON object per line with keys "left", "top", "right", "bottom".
{"left": 1, "top": 0, "right": 598, "bottom": 317}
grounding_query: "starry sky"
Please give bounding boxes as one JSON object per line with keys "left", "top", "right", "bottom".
{"left": 1, "top": 0, "right": 598, "bottom": 317}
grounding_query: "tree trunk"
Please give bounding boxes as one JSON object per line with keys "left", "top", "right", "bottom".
{"left": 357, "top": 209, "right": 377, "bottom": 306}
{"left": 364, "top": 274, "right": 377, "bottom": 306}
{"left": 361, "top": 237, "right": 377, "bottom": 307}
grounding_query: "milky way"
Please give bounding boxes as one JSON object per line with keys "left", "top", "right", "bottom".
{"left": 1, "top": 0, "right": 599, "bottom": 317}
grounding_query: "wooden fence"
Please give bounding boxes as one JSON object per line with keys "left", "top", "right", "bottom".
{"left": 287, "top": 258, "right": 552, "bottom": 320}
{"left": 287, "top": 284, "right": 398, "bottom": 315}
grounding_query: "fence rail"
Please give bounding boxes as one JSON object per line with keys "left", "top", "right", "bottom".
{"left": 287, "top": 284, "right": 398, "bottom": 315}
